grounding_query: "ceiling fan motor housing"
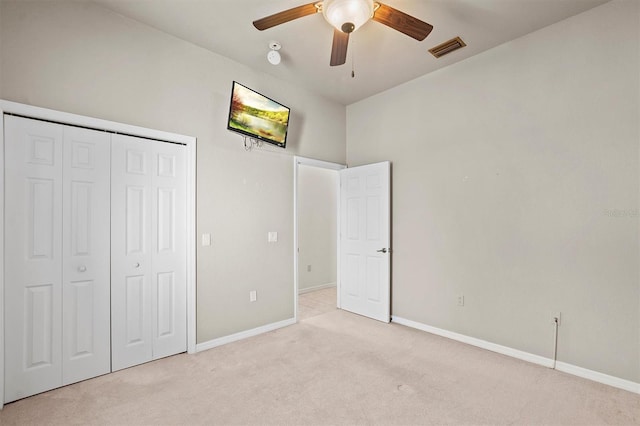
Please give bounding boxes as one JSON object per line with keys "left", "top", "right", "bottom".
{"left": 252, "top": 1, "right": 433, "bottom": 67}
{"left": 322, "top": 0, "right": 374, "bottom": 33}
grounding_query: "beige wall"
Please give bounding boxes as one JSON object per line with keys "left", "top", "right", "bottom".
{"left": 0, "top": 0, "right": 346, "bottom": 342}
{"left": 347, "top": 0, "right": 639, "bottom": 383}
{"left": 298, "top": 165, "right": 338, "bottom": 292}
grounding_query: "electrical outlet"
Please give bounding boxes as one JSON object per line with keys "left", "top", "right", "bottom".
{"left": 307, "top": 265, "right": 311, "bottom": 272}
{"left": 551, "top": 312, "right": 561, "bottom": 326}
{"left": 201, "top": 233, "right": 211, "bottom": 246}
{"left": 249, "top": 290, "right": 257, "bottom": 302}
{"left": 268, "top": 231, "right": 278, "bottom": 243}
{"left": 457, "top": 295, "right": 464, "bottom": 307}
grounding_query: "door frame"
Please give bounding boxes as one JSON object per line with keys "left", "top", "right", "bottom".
{"left": 293, "top": 156, "right": 345, "bottom": 321}
{"left": 0, "top": 100, "right": 198, "bottom": 409}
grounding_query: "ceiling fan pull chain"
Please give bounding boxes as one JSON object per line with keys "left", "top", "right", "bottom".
{"left": 351, "top": 36, "right": 356, "bottom": 78}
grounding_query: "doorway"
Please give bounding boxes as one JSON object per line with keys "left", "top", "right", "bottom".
{"left": 293, "top": 157, "right": 345, "bottom": 321}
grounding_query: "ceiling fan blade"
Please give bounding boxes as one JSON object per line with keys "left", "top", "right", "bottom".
{"left": 253, "top": 3, "right": 319, "bottom": 31}
{"left": 330, "top": 29, "right": 349, "bottom": 66}
{"left": 372, "top": 3, "right": 433, "bottom": 41}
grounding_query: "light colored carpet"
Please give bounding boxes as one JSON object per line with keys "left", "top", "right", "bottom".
{"left": 298, "top": 286, "right": 337, "bottom": 320}
{"left": 1, "top": 308, "right": 638, "bottom": 425}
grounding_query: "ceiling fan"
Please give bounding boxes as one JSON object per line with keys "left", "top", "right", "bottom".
{"left": 253, "top": 0, "right": 433, "bottom": 66}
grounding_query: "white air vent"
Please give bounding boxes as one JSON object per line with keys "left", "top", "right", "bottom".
{"left": 429, "top": 37, "right": 466, "bottom": 58}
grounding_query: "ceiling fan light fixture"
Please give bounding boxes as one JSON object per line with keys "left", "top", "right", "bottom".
{"left": 322, "top": 0, "right": 374, "bottom": 33}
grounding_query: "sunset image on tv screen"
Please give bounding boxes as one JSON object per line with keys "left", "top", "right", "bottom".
{"left": 228, "top": 83, "right": 289, "bottom": 145}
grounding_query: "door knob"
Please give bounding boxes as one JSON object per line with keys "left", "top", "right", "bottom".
{"left": 377, "top": 248, "right": 388, "bottom": 254}
{"left": 78, "top": 265, "right": 87, "bottom": 272}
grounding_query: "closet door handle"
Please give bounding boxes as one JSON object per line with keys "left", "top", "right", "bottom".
{"left": 134, "top": 262, "right": 140, "bottom": 268}
{"left": 78, "top": 265, "right": 87, "bottom": 272}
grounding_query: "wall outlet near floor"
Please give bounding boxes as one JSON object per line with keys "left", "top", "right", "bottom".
{"left": 249, "top": 290, "right": 257, "bottom": 302}
{"left": 268, "top": 231, "right": 278, "bottom": 243}
{"left": 457, "top": 295, "right": 464, "bottom": 307}
{"left": 551, "top": 312, "right": 561, "bottom": 326}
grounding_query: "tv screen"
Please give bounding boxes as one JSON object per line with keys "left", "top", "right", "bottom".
{"left": 227, "top": 81, "right": 290, "bottom": 148}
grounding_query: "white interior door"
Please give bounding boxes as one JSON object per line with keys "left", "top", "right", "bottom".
{"left": 111, "top": 134, "right": 186, "bottom": 371}
{"left": 4, "top": 116, "right": 64, "bottom": 402}
{"left": 151, "top": 140, "right": 187, "bottom": 359}
{"left": 339, "top": 162, "right": 391, "bottom": 322}
{"left": 61, "top": 126, "right": 111, "bottom": 385}
{"left": 2, "top": 106, "right": 194, "bottom": 404}
{"left": 111, "top": 135, "right": 154, "bottom": 370}
{"left": 4, "top": 116, "right": 111, "bottom": 402}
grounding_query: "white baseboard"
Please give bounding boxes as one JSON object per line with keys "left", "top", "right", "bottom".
{"left": 196, "top": 317, "right": 296, "bottom": 353}
{"left": 298, "top": 282, "right": 336, "bottom": 295}
{"left": 391, "top": 316, "right": 553, "bottom": 367}
{"left": 391, "top": 315, "right": 639, "bottom": 395}
{"left": 555, "top": 361, "right": 640, "bottom": 394}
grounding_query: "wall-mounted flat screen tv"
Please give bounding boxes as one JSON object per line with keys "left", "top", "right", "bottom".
{"left": 227, "top": 81, "right": 290, "bottom": 148}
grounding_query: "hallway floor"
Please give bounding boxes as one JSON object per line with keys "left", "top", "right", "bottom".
{"left": 298, "top": 286, "right": 337, "bottom": 320}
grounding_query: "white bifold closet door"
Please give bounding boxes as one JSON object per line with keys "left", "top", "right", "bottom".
{"left": 4, "top": 116, "right": 111, "bottom": 402}
{"left": 111, "top": 134, "right": 187, "bottom": 371}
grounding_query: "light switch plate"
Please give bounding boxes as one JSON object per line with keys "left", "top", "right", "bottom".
{"left": 202, "top": 233, "right": 211, "bottom": 246}
{"left": 268, "top": 231, "right": 278, "bottom": 243}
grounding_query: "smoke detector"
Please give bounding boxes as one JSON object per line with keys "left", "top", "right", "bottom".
{"left": 267, "top": 41, "right": 281, "bottom": 65}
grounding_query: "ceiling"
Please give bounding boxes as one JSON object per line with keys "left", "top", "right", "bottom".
{"left": 92, "top": 0, "right": 609, "bottom": 105}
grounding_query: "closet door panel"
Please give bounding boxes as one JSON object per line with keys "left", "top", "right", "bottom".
{"left": 4, "top": 116, "right": 64, "bottom": 403}
{"left": 111, "top": 135, "right": 187, "bottom": 369}
{"left": 111, "top": 134, "right": 153, "bottom": 371}
{"left": 152, "top": 142, "right": 187, "bottom": 360}
{"left": 62, "top": 126, "right": 111, "bottom": 385}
